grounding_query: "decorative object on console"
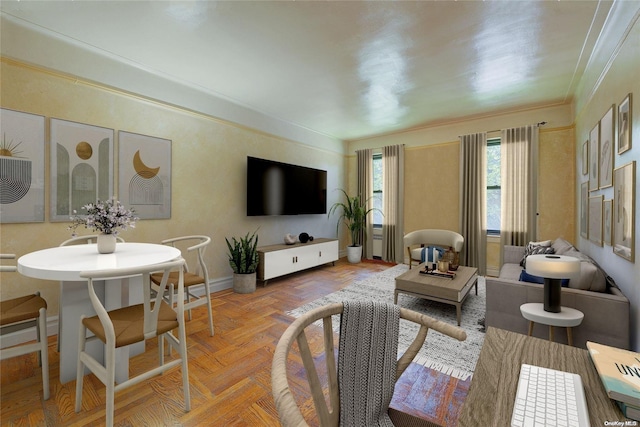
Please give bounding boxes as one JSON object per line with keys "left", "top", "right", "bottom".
{"left": 225, "top": 229, "right": 259, "bottom": 293}
{"left": 613, "top": 161, "right": 636, "bottom": 262}
{"left": 298, "top": 232, "right": 309, "bottom": 243}
{"left": 328, "top": 189, "right": 381, "bottom": 264}
{"left": 67, "top": 198, "right": 138, "bottom": 254}
{"left": 525, "top": 254, "right": 580, "bottom": 313}
{"left": 284, "top": 234, "right": 296, "bottom": 245}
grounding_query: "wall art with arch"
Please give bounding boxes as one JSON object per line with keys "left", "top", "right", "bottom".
{"left": 118, "top": 131, "right": 171, "bottom": 220}
{"left": 49, "top": 118, "right": 114, "bottom": 222}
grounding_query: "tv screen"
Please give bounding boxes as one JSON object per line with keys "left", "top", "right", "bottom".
{"left": 247, "top": 157, "right": 327, "bottom": 216}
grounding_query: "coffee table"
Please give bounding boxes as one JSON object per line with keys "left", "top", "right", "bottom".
{"left": 394, "top": 264, "right": 478, "bottom": 326}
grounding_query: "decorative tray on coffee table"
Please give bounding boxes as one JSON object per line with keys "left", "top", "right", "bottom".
{"left": 419, "top": 266, "right": 456, "bottom": 279}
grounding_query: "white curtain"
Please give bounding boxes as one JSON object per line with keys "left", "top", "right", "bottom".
{"left": 356, "top": 148, "right": 374, "bottom": 259}
{"left": 459, "top": 133, "right": 487, "bottom": 275}
{"left": 382, "top": 144, "right": 404, "bottom": 264}
{"left": 500, "top": 125, "right": 539, "bottom": 251}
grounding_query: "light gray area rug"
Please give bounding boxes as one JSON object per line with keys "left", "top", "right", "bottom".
{"left": 287, "top": 264, "right": 486, "bottom": 380}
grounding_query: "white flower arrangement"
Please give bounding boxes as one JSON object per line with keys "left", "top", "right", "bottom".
{"left": 68, "top": 198, "right": 138, "bottom": 236}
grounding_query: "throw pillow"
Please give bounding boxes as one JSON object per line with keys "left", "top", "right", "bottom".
{"left": 519, "top": 270, "right": 569, "bottom": 287}
{"left": 520, "top": 242, "right": 556, "bottom": 268}
{"left": 551, "top": 237, "right": 575, "bottom": 255}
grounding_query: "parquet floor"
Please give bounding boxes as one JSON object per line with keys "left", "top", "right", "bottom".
{"left": 0, "top": 258, "right": 470, "bottom": 426}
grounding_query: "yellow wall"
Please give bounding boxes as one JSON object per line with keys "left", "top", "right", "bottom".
{"left": 0, "top": 58, "right": 345, "bottom": 315}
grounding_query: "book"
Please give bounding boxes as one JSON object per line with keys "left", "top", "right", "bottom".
{"left": 587, "top": 341, "right": 640, "bottom": 407}
{"left": 617, "top": 401, "right": 640, "bottom": 421}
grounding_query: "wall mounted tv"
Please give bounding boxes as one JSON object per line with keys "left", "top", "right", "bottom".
{"left": 247, "top": 156, "right": 327, "bottom": 216}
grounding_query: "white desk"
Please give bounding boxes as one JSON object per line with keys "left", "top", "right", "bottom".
{"left": 18, "top": 243, "right": 181, "bottom": 383}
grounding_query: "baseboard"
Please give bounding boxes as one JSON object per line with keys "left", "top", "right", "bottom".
{"left": 0, "top": 277, "right": 234, "bottom": 349}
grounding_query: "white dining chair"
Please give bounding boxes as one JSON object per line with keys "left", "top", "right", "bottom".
{"left": 56, "top": 234, "right": 126, "bottom": 352}
{"left": 75, "top": 258, "right": 191, "bottom": 426}
{"left": 150, "top": 235, "right": 214, "bottom": 336}
{"left": 0, "top": 254, "right": 50, "bottom": 400}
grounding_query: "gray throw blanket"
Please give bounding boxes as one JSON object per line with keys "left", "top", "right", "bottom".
{"left": 338, "top": 300, "right": 400, "bottom": 427}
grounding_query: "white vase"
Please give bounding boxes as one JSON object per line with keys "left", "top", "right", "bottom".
{"left": 97, "top": 233, "right": 117, "bottom": 254}
{"left": 346, "top": 245, "right": 363, "bottom": 263}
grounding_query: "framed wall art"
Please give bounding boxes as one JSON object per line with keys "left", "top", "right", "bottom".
{"left": 589, "top": 123, "right": 599, "bottom": 192}
{"left": 0, "top": 108, "right": 45, "bottom": 223}
{"left": 618, "top": 93, "right": 632, "bottom": 154}
{"left": 118, "top": 131, "right": 171, "bottom": 219}
{"left": 603, "top": 199, "right": 612, "bottom": 246}
{"left": 599, "top": 105, "right": 614, "bottom": 189}
{"left": 613, "top": 161, "right": 635, "bottom": 262}
{"left": 580, "top": 181, "right": 589, "bottom": 239}
{"left": 582, "top": 140, "right": 589, "bottom": 176}
{"left": 50, "top": 118, "right": 114, "bottom": 222}
{"left": 588, "top": 195, "right": 603, "bottom": 246}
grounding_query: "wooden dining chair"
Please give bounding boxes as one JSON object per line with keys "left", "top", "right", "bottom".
{"left": 75, "top": 258, "right": 190, "bottom": 426}
{"left": 150, "top": 235, "right": 214, "bottom": 336}
{"left": 0, "top": 254, "right": 50, "bottom": 400}
{"left": 271, "top": 301, "right": 467, "bottom": 427}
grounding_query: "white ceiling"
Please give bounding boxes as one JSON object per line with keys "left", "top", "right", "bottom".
{"left": 0, "top": 1, "right": 619, "bottom": 141}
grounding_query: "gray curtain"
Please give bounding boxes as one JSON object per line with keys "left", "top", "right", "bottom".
{"left": 357, "top": 148, "right": 374, "bottom": 259}
{"left": 500, "top": 125, "right": 539, "bottom": 251}
{"left": 459, "top": 133, "right": 487, "bottom": 275}
{"left": 382, "top": 144, "right": 405, "bottom": 264}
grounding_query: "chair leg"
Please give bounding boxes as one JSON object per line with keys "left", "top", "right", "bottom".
{"left": 38, "top": 307, "right": 50, "bottom": 400}
{"left": 204, "top": 283, "right": 214, "bottom": 337}
{"left": 75, "top": 319, "right": 87, "bottom": 413}
{"left": 179, "top": 327, "right": 191, "bottom": 411}
{"left": 105, "top": 343, "right": 116, "bottom": 427}
{"left": 158, "top": 334, "right": 165, "bottom": 367}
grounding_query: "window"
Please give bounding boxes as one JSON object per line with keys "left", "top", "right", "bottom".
{"left": 372, "top": 153, "right": 383, "bottom": 227}
{"left": 486, "top": 138, "right": 501, "bottom": 235}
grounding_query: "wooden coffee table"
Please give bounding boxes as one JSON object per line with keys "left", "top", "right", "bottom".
{"left": 394, "top": 264, "right": 478, "bottom": 325}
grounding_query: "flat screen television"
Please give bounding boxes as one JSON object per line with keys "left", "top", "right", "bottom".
{"left": 247, "top": 157, "right": 327, "bottom": 216}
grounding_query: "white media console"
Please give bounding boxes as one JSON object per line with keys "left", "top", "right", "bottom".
{"left": 257, "top": 238, "right": 339, "bottom": 284}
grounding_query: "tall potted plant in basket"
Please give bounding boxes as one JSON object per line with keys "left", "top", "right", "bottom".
{"left": 328, "top": 189, "right": 380, "bottom": 263}
{"left": 225, "top": 229, "right": 259, "bottom": 293}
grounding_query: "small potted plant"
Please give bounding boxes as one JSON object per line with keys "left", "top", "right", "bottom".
{"left": 225, "top": 229, "right": 259, "bottom": 293}
{"left": 68, "top": 198, "right": 138, "bottom": 254}
{"left": 328, "top": 189, "right": 380, "bottom": 263}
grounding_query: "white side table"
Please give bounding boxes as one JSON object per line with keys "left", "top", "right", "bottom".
{"left": 519, "top": 303, "right": 584, "bottom": 346}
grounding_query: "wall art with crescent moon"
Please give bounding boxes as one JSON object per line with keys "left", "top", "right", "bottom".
{"left": 118, "top": 131, "right": 171, "bottom": 219}
{"left": 0, "top": 108, "right": 45, "bottom": 223}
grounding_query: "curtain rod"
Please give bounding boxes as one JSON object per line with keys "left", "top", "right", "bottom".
{"left": 486, "top": 121, "right": 547, "bottom": 134}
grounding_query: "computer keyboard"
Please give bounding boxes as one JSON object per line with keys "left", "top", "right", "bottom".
{"left": 511, "top": 364, "right": 590, "bottom": 427}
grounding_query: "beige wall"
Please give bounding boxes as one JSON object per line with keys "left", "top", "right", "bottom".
{"left": 0, "top": 58, "right": 346, "bottom": 316}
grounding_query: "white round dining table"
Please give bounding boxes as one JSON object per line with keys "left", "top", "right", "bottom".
{"left": 17, "top": 243, "right": 181, "bottom": 384}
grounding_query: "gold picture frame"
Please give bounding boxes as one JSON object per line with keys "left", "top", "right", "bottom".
{"left": 603, "top": 199, "right": 612, "bottom": 246}
{"left": 582, "top": 140, "right": 588, "bottom": 176}
{"left": 580, "top": 182, "right": 589, "bottom": 239}
{"left": 613, "top": 161, "right": 636, "bottom": 262}
{"left": 618, "top": 93, "right": 632, "bottom": 154}
{"left": 588, "top": 195, "right": 603, "bottom": 246}
{"left": 599, "top": 105, "right": 614, "bottom": 189}
{"left": 589, "top": 123, "right": 599, "bottom": 192}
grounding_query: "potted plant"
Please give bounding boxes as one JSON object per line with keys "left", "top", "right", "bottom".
{"left": 328, "top": 189, "right": 379, "bottom": 263}
{"left": 225, "top": 229, "right": 259, "bottom": 293}
{"left": 67, "top": 198, "right": 138, "bottom": 254}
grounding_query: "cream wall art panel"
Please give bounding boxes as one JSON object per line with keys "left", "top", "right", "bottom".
{"left": 0, "top": 109, "right": 45, "bottom": 223}
{"left": 118, "top": 131, "right": 171, "bottom": 220}
{"left": 50, "top": 118, "right": 114, "bottom": 221}
{"left": 599, "top": 105, "right": 614, "bottom": 189}
{"left": 613, "top": 161, "right": 636, "bottom": 262}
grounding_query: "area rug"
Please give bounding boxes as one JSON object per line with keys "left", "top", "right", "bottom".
{"left": 287, "top": 264, "right": 486, "bottom": 380}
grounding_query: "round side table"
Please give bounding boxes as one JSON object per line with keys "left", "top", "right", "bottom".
{"left": 519, "top": 303, "right": 584, "bottom": 346}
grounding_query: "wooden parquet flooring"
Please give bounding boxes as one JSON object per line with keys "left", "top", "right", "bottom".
{"left": 0, "top": 258, "right": 469, "bottom": 426}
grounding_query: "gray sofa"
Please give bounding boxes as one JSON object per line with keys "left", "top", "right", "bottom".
{"left": 485, "top": 238, "right": 630, "bottom": 349}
